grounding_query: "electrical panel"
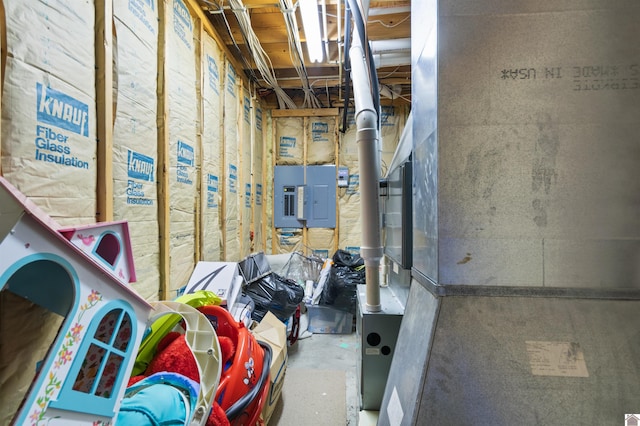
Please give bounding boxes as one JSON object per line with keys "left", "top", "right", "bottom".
{"left": 274, "top": 165, "right": 336, "bottom": 228}
{"left": 274, "top": 166, "right": 304, "bottom": 228}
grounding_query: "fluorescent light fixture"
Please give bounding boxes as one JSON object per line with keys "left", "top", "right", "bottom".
{"left": 299, "top": 0, "right": 323, "bottom": 63}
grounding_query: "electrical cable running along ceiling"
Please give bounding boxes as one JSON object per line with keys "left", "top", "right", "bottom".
{"left": 198, "top": 0, "right": 411, "bottom": 108}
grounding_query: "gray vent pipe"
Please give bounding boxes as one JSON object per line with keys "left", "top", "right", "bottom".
{"left": 349, "top": 0, "right": 382, "bottom": 312}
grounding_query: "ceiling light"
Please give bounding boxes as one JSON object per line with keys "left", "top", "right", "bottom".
{"left": 299, "top": 0, "right": 323, "bottom": 63}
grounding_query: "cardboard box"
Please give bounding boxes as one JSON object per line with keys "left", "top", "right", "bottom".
{"left": 252, "top": 311, "right": 288, "bottom": 425}
{"left": 184, "top": 262, "right": 242, "bottom": 310}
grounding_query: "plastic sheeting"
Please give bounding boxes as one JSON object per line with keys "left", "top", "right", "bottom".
{"left": 166, "top": 0, "right": 198, "bottom": 292}
{"left": 201, "top": 34, "right": 223, "bottom": 261}
{"left": 379, "top": 106, "right": 406, "bottom": 177}
{"left": 224, "top": 62, "right": 240, "bottom": 260}
{"left": 1, "top": 0, "right": 97, "bottom": 226}
{"left": 113, "top": 0, "right": 160, "bottom": 300}
{"left": 275, "top": 117, "right": 303, "bottom": 164}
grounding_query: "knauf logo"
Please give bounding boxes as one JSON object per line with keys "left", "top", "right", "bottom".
{"left": 173, "top": 0, "right": 192, "bottom": 31}
{"left": 127, "top": 150, "right": 155, "bottom": 181}
{"left": 177, "top": 141, "right": 195, "bottom": 166}
{"left": 36, "top": 83, "right": 89, "bottom": 137}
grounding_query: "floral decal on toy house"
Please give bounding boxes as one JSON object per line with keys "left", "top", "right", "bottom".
{"left": 29, "top": 290, "right": 103, "bottom": 426}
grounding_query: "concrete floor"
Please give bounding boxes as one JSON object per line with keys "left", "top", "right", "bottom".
{"left": 284, "top": 332, "right": 379, "bottom": 425}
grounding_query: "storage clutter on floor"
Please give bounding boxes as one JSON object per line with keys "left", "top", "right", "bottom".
{"left": 1, "top": 175, "right": 364, "bottom": 425}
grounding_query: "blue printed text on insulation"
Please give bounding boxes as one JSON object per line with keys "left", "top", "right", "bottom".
{"left": 173, "top": 0, "right": 192, "bottom": 49}
{"left": 226, "top": 64, "right": 237, "bottom": 96}
{"left": 127, "top": 150, "right": 155, "bottom": 181}
{"left": 229, "top": 164, "right": 237, "bottom": 193}
{"left": 207, "top": 55, "right": 220, "bottom": 93}
{"left": 244, "top": 97, "right": 251, "bottom": 123}
{"left": 207, "top": 192, "right": 216, "bottom": 208}
{"left": 279, "top": 136, "right": 296, "bottom": 158}
{"left": 36, "top": 83, "right": 89, "bottom": 137}
{"left": 347, "top": 174, "right": 360, "bottom": 195}
{"left": 177, "top": 165, "right": 192, "bottom": 185}
{"left": 255, "top": 108, "right": 262, "bottom": 131}
{"left": 126, "top": 180, "right": 153, "bottom": 205}
{"left": 312, "top": 121, "right": 329, "bottom": 142}
{"left": 207, "top": 174, "right": 219, "bottom": 192}
{"left": 129, "top": 0, "right": 156, "bottom": 34}
{"left": 256, "top": 183, "right": 262, "bottom": 205}
{"left": 381, "top": 106, "right": 395, "bottom": 127}
{"left": 177, "top": 141, "right": 194, "bottom": 166}
{"left": 34, "top": 125, "right": 89, "bottom": 169}
{"left": 313, "top": 249, "right": 329, "bottom": 258}
{"left": 207, "top": 174, "right": 218, "bottom": 208}
{"left": 245, "top": 183, "right": 251, "bottom": 208}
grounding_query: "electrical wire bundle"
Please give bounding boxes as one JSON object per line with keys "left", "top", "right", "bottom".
{"left": 278, "top": 0, "right": 322, "bottom": 109}
{"left": 204, "top": 0, "right": 297, "bottom": 109}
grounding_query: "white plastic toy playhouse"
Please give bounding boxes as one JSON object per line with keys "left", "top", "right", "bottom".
{"left": 0, "top": 176, "right": 152, "bottom": 425}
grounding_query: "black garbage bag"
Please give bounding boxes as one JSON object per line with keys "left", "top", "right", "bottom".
{"left": 332, "top": 249, "right": 365, "bottom": 269}
{"left": 321, "top": 250, "right": 365, "bottom": 313}
{"left": 245, "top": 272, "right": 304, "bottom": 322}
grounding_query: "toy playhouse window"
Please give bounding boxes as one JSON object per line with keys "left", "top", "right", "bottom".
{"left": 49, "top": 301, "right": 136, "bottom": 417}
{"left": 93, "top": 231, "right": 122, "bottom": 269}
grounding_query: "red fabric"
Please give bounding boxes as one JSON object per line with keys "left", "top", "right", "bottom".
{"left": 146, "top": 334, "right": 199, "bottom": 383}
{"left": 137, "top": 327, "right": 234, "bottom": 426}
{"left": 127, "top": 375, "right": 146, "bottom": 387}
{"left": 218, "top": 335, "right": 236, "bottom": 366}
{"left": 207, "top": 401, "right": 231, "bottom": 426}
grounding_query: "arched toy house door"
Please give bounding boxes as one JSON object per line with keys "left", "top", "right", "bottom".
{"left": 0, "top": 254, "right": 78, "bottom": 425}
{"left": 2, "top": 253, "right": 140, "bottom": 425}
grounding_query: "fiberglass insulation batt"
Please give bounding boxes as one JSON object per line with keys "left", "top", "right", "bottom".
{"left": 113, "top": 0, "right": 161, "bottom": 300}
{"left": 241, "top": 90, "right": 252, "bottom": 257}
{"left": 223, "top": 62, "right": 240, "bottom": 260}
{"left": 201, "top": 33, "right": 224, "bottom": 261}
{"left": 1, "top": 0, "right": 97, "bottom": 226}
{"left": 166, "top": 0, "right": 199, "bottom": 292}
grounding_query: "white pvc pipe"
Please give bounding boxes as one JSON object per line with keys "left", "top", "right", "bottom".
{"left": 370, "top": 38, "right": 411, "bottom": 54}
{"left": 373, "top": 52, "right": 411, "bottom": 68}
{"left": 350, "top": 0, "right": 382, "bottom": 312}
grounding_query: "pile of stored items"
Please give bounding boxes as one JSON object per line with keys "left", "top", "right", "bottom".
{"left": 0, "top": 175, "right": 357, "bottom": 425}
{"left": 0, "top": 177, "right": 290, "bottom": 426}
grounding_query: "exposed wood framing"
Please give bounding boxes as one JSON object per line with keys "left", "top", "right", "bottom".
{"left": 195, "top": 18, "right": 204, "bottom": 262}
{"left": 95, "top": 0, "right": 114, "bottom": 222}
{"left": 261, "top": 102, "right": 268, "bottom": 252}
{"left": 157, "top": 0, "right": 170, "bottom": 300}
{"left": 218, "top": 60, "right": 227, "bottom": 260}
{"left": 238, "top": 80, "right": 245, "bottom": 257}
{"left": 220, "top": 58, "right": 229, "bottom": 261}
{"left": 302, "top": 117, "right": 308, "bottom": 254}
{"left": 270, "top": 112, "right": 277, "bottom": 254}
{"left": 187, "top": 0, "right": 246, "bottom": 89}
{"left": 271, "top": 108, "right": 340, "bottom": 118}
